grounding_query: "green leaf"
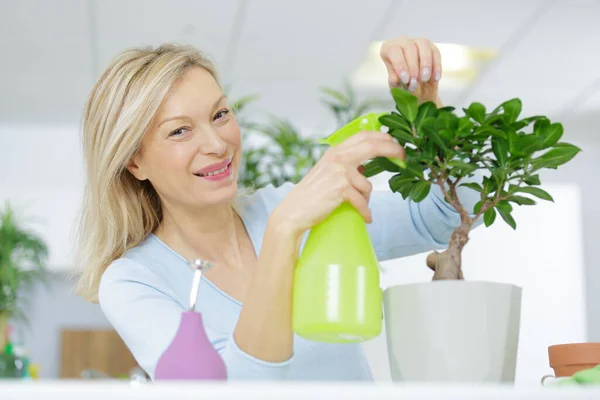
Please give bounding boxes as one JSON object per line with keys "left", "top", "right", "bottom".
{"left": 404, "top": 162, "right": 426, "bottom": 179}
{"left": 497, "top": 208, "right": 517, "bottom": 230}
{"left": 516, "top": 186, "right": 554, "bottom": 201}
{"left": 423, "top": 129, "right": 449, "bottom": 154}
{"left": 436, "top": 112, "right": 459, "bottom": 133}
{"left": 458, "top": 116, "right": 475, "bottom": 136}
{"left": 409, "top": 181, "right": 431, "bottom": 202}
{"left": 320, "top": 87, "right": 350, "bottom": 104}
{"left": 492, "top": 137, "right": 509, "bottom": 166}
{"left": 362, "top": 159, "right": 385, "bottom": 178}
{"left": 379, "top": 114, "right": 412, "bottom": 133}
{"left": 501, "top": 98, "right": 522, "bottom": 124}
{"left": 388, "top": 129, "right": 416, "bottom": 145}
{"left": 523, "top": 174, "right": 541, "bottom": 185}
{"left": 464, "top": 102, "right": 486, "bottom": 123}
{"left": 535, "top": 120, "right": 564, "bottom": 149}
{"left": 377, "top": 156, "right": 403, "bottom": 173}
{"left": 415, "top": 101, "right": 438, "bottom": 132}
{"left": 473, "top": 201, "right": 483, "bottom": 214}
{"left": 509, "top": 132, "right": 543, "bottom": 156}
{"left": 448, "top": 160, "right": 477, "bottom": 173}
{"left": 530, "top": 143, "right": 582, "bottom": 170}
{"left": 518, "top": 115, "right": 547, "bottom": 126}
{"left": 389, "top": 174, "right": 415, "bottom": 192}
{"left": 495, "top": 200, "right": 513, "bottom": 213}
{"left": 508, "top": 195, "right": 537, "bottom": 206}
{"left": 483, "top": 208, "right": 496, "bottom": 227}
{"left": 391, "top": 87, "right": 419, "bottom": 122}
{"left": 475, "top": 125, "right": 507, "bottom": 140}
{"left": 492, "top": 167, "right": 507, "bottom": 184}
{"left": 460, "top": 182, "right": 483, "bottom": 192}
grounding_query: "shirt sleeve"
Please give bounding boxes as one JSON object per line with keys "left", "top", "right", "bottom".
{"left": 367, "top": 173, "right": 483, "bottom": 261}
{"left": 98, "top": 259, "right": 293, "bottom": 381}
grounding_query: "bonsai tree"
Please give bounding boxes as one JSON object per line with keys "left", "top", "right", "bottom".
{"left": 0, "top": 202, "right": 48, "bottom": 348}
{"left": 365, "top": 87, "right": 582, "bottom": 280}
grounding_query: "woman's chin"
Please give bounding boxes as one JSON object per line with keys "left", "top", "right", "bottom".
{"left": 197, "top": 179, "right": 239, "bottom": 204}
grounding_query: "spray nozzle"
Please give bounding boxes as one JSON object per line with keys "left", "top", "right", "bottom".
{"left": 318, "top": 112, "right": 406, "bottom": 169}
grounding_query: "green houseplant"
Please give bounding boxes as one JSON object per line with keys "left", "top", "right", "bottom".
{"left": 369, "top": 87, "right": 581, "bottom": 383}
{"left": 368, "top": 87, "right": 581, "bottom": 279}
{"left": 0, "top": 202, "right": 48, "bottom": 350}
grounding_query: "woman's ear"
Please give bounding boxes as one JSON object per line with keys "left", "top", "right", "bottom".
{"left": 126, "top": 155, "right": 148, "bottom": 181}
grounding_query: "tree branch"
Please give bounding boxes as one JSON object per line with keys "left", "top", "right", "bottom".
{"left": 475, "top": 180, "right": 510, "bottom": 219}
{"left": 433, "top": 171, "right": 469, "bottom": 222}
{"left": 446, "top": 177, "right": 470, "bottom": 223}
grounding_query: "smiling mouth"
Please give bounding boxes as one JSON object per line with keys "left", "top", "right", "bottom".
{"left": 193, "top": 160, "right": 233, "bottom": 180}
{"left": 194, "top": 163, "right": 230, "bottom": 177}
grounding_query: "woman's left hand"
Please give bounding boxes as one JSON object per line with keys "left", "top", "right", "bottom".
{"left": 380, "top": 36, "right": 442, "bottom": 106}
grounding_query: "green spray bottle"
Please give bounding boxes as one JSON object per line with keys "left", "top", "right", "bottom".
{"left": 292, "top": 112, "right": 405, "bottom": 343}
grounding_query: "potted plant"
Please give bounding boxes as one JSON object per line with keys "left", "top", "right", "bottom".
{"left": 365, "top": 87, "right": 581, "bottom": 382}
{"left": 0, "top": 202, "right": 48, "bottom": 351}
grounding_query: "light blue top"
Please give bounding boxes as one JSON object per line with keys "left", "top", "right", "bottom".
{"left": 98, "top": 181, "right": 480, "bottom": 381}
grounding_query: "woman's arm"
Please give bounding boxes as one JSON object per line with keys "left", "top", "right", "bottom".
{"left": 232, "top": 217, "right": 298, "bottom": 363}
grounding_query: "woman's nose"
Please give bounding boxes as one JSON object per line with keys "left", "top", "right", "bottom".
{"left": 198, "top": 128, "right": 227, "bottom": 156}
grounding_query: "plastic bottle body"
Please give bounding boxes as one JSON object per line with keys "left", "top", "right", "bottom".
{"left": 293, "top": 202, "right": 382, "bottom": 342}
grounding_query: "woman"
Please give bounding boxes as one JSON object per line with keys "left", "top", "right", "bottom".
{"left": 75, "top": 36, "right": 479, "bottom": 381}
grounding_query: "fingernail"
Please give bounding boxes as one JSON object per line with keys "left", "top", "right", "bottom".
{"left": 408, "top": 78, "right": 418, "bottom": 92}
{"left": 421, "top": 67, "right": 431, "bottom": 82}
{"left": 435, "top": 70, "right": 441, "bottom": 82}
{"left": 400, "top": 71, "right": 410, "bottom": 85}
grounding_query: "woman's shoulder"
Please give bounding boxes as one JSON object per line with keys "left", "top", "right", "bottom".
{"left": 100, "top": 235, "right": 185, "bottom": 293}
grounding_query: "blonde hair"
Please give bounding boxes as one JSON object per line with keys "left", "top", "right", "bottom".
{"left": 74, "top": 43, "right": 221, "bottom": 302}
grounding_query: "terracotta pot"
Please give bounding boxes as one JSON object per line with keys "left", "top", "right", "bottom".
{"left": 548, "top": 343, "right": 600, "bottom": 377}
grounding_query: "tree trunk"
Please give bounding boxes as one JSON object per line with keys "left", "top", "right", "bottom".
{"left": 426, "top": 220, "right": 473, "bottom": 280}
{"left": 0, "top": 312, "right": 8, "bottom": 350}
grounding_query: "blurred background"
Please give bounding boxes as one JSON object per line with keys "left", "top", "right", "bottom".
{"left": 0, "top": 0, "right": 598, "bottom": 383}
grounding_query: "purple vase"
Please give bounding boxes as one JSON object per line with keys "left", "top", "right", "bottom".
{"left": 154, "top": 311, "right": 227, "bottom": 380}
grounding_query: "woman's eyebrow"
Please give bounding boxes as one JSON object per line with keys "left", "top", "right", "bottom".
{"left": 157, "top": 94, "right": 227, "bottom": 128}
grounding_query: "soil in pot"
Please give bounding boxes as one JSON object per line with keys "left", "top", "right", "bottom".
{"left": 548, "top": 343, "right": 600, "bottom": 377}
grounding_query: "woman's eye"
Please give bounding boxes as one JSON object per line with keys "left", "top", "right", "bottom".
{"left": 169, "top": 127, "right": 189, "bottom": 137}
{"left": 214, "top": 109, "right": 230, "bottom": 121}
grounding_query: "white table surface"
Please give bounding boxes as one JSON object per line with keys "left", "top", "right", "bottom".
{"left": 1, "top": 381, "right": 600, "bottom": 399}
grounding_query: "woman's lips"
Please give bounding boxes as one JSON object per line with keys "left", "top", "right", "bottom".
{"left": 194, "top": 160, "right": 233, "bottom": 182}
{"left": 194, "top": 157, "right": 232, "bottom": 176}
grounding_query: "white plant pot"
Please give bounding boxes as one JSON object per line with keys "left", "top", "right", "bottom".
{"left": 383, "top": 281, "right": 522, "bottom": 383}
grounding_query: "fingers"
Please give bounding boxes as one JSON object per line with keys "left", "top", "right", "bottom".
{"left": 382, "top": 37, "right": 442, "bottom": 89}
{"left": 344, "top": 186, "right": 372, "bottom": 223}
{"left": 334, "top": 131, "right": 405, "bottom": 166}
{"left": 349, "top": 169, "right": 373, "bottom": 203}
{"left": 401, "top": 42, "right": 420, "bottom": 92}
{"left": 415, "top": 38, "right": 433, "bottom": 83}
{"left": 432, "top": 43, "right": 442, "bottom": 82}
{"left": 381, "top": 44, "right": 409, "bottom": 87}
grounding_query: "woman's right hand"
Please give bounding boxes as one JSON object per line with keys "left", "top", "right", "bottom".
{"left": 270, "top": 130, "right": 405, "bottom": 239}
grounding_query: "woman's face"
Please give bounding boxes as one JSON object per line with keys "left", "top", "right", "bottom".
{"left": 128, "top": 67, "right": 242, "bottom": 209}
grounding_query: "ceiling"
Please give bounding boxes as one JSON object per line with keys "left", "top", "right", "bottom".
{"left": 0, "top": 0, "right": 599, "bottom": 136}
